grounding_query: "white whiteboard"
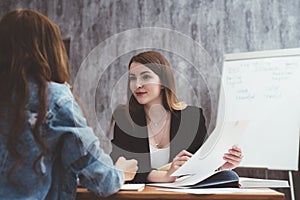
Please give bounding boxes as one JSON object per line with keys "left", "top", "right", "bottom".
{"left": 217, "top": 48, "right": 300, "bottom": 170}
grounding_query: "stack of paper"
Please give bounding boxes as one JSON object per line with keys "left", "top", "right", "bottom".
{"left": 239, "top": 177, "right": 289, "bottom": 188}
{"left": 157, "top": 188, "right": 281, "bottom": 194}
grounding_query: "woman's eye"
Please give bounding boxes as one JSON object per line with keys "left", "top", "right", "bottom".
{"left": 129, "top": 76, "right": 136, "bottom": 81}
{"left": 142, "top": 75, "right": 151, "bottom": 80}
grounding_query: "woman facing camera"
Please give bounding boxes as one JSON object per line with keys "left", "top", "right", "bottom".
{"left": 111, "top": 51, "right": 243, "bottom": 183}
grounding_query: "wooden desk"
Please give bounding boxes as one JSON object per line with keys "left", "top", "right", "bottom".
{"left": 77, "top": 186, "right": 285, "bottom": 200}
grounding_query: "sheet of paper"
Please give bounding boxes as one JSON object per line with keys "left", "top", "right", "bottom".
{"left": 172, "top": 120, "right": 249, "bottom": 177}
{"left": 156, "top": 188, "right": 279, "bottom": 194}
{"left": 121, "top": 184, "right": 145, "bottom": 191}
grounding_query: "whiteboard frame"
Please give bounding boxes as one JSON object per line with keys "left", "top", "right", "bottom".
{"left": 219, "top": 48, "right": 300, "bottom": 171}
{"left": 225, "top": 48, "right": 300, "bottom": 61}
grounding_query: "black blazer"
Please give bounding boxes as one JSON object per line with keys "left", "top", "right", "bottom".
{"left": 111, "top": 105, "right": 207, "bottom": 183}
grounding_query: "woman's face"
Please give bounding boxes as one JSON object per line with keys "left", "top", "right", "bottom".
{"left": 129, "top": 62, "right": 163, "bottom": 107}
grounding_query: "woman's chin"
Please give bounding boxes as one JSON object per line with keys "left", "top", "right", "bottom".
{"left": 136, "top": 100, "right": 147, "bottom": 105}
{"left": 134, "top": 97, "right": 147, "bottom": 105}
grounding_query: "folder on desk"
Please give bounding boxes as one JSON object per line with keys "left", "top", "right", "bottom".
{"left": 181, "top": 170, "right": 239, "bottom": 188}
{"left": 150, "top": 170, "right": 239, "bottom": 189}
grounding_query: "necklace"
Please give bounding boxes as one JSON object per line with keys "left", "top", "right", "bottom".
{"left": 146, "top": 111, "right": 167, "bottom": 127}
{"left": 147, "top": 112, "right": 170, "bottom": 148}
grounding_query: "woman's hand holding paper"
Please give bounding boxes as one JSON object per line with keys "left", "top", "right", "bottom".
{"left": 166, "top": 150, "right": 193, "bottom": 181}
{"left": 220, "top": 145, "right": 243, "bottom": 170}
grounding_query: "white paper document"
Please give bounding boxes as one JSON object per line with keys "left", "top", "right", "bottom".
{"left": 121, "top": 184, "right": 145, "bottom": 191}
{"left": 173, "top": 120, "right": 249, "bottom": 177}
{"left": 149, "top": 120, "right": 249, "bottom": 188}
{"left": 239, "top": 177, "right": 289, "bottom": 188}
{"left": 157, "top": 188, "right": 279, "bottom": 194}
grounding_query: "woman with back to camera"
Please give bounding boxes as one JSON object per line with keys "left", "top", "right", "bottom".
{"left": 111, "top": 51, "right": 243, "bottom": 183}
{"left": 0, "top": 9, "right": 138, "bottom": 199}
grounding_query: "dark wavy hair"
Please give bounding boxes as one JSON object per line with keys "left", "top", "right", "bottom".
{"left": 0, "top": 9, "right": 70, "bottom": 186}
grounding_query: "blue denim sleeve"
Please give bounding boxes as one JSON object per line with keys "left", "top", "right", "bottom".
{"left": 49, "top": 98, "right": 124, "bottom": 197}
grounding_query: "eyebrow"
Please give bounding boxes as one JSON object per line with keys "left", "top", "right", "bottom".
{"left": 129, "top": 70, "right": 151, "bottom": 76}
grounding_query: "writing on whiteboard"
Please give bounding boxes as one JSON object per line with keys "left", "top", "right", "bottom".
{"left": 223, "top": 57, "right": 299, "bottom": 102}
{"left": 218, "top": 52, "right": 300, "bottom": 170}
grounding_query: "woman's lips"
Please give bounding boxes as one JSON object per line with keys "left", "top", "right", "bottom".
{"left": 135, "top": 91, "right": 147, "bottom": 96}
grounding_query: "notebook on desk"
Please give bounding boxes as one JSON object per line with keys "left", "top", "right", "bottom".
{"left": 180, "top": 170, "right": 239, "bottom": 188}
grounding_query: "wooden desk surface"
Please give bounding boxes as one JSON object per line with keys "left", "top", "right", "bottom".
{"left": 76, "top": 186, "right": 285, "bottom": 200}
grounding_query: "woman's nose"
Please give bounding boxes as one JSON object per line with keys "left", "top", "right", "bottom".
{"left": 136, "top": 78, "right": 143, "bottom": 88}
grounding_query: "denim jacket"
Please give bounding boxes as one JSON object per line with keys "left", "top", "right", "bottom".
{"left": 0, "top": 81, "right": 123, "bottom": 200}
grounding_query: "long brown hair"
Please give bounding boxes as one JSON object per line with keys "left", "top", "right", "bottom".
{"left": 127, "top": 51, "right": 186, "bottom": 114}
{"left": 0, "top": 9, "right": 70, "bottom": 185}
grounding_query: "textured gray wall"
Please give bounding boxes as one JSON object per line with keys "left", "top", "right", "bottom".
{"left": 2, "top": 0, "right": 299, "bottom": 147}
{"left": 1, "top": 1, "right": 299, "bottom": 198}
